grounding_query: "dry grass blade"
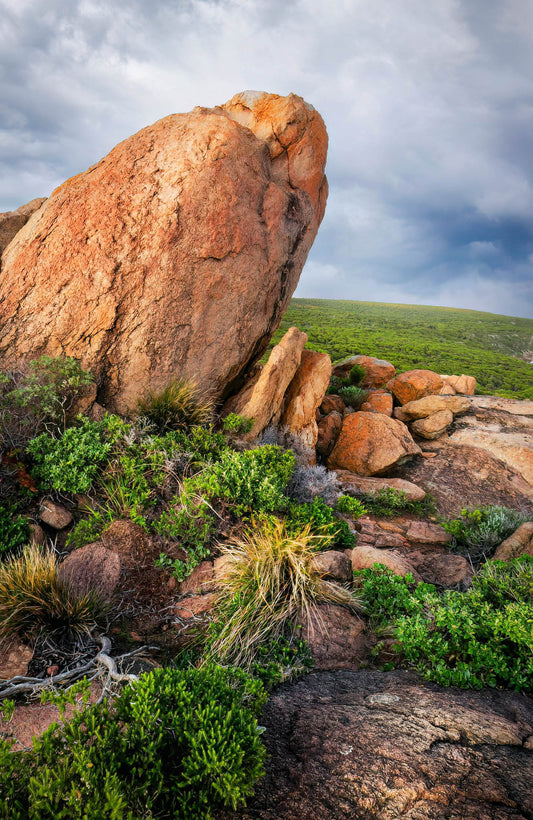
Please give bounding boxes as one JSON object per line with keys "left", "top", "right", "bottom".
{"left": 208, "top": 517, "right": 361, "bottom": 668}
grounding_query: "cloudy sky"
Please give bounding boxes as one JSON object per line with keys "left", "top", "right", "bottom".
{"left": 1, "top": 0, "right": 533, "bottom": 318}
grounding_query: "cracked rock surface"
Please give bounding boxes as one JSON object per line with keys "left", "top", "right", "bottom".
{"left": 0, "top": 91, "right": 328, "bottom": 413}
{"left": 231, "top": 670, "right": 533, "bottom": 820}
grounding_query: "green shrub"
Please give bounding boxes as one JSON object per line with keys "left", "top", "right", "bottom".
{"left": 222, "top": 413, "right": 254, "bottom": 435}
{"left": 65, "top": 512, "right": 108, "bottom": 551}
{"left": 137, "top": 378, "right": 213, "bottom": 433}
{"left": 0, "top": 356, "right": 93, "bottom": 448}
{"left": 285, "top": 497, "right": 355, "bottom": 549}
{"left": 0, "top": 666, "right": 267, "bottom": 819}
{"left": 0, "top": 502, "right": 30, "bottom": 557}
{"left": 337, "top": 385, "right": 368, "bottom": 408}
{"left": 27, "top": 418, "right": 111, "bottom": 494}
{"left": 250, "top": 633, "right": 314, "bottom": 689}
{"left": 443, "top": 505, "right": 530, "bottom": 561}
{"left": 354, "top": 565, "right": 437, "bottom": 627}
{"left": 336, "top": 495, "right": 367, "bottom": 518}
{"left": 192, "top": 445, "right": 295, "bottom": 516}
{"left": 360, "top": 487, "right": 435, "bottom": 518}
{"left": 156, "top": 491, "right": 215, "bottom": 580}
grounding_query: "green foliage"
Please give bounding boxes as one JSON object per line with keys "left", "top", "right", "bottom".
{"left": 156, "top": 491, "right": 215, "bottom": 580}
{"left": 250, "top": 633, "right": 314, "bottom": 689}
{"left": 354, "top": 565, "right": 437, "bottom": 627}
{"left": 443, "top": 505, "right": 530, "bottom": 561}
{"left": 192, "top": 445, "right": 295, "bottom": 516}
{"left": 285, "top": 497, "right": 355, "bottom": 549}
{"left": 270, "top": 299, "right": 533, "bottom": 400}
{"left": 0, "top": 356, "right": 94, "bottom": 448}
{"left": 0, "top": 545, "right": 103, "bottom": 645}
{"left": 27, "top": 418, "right": 111, "bottom": 494}
{"left": 65, "top": 512, "right": 107, "bottom": 550}
{"left": 336, "top": 495, "right": 367, "bottom": 518}
{"left": 222, "top": 413, "right": 254, "bottom": 435}
{"left": 0, "top": 502, "right": 30, "bottom": 557}
{"left": 337, "top": 385, "right": 368, "bottom": 408}
{"left": 0, "top": 666, "right": 267, "bottom": 819}
{"left": 360, "top": 487, "right": 435, "bottom": 518}
{"left": 137, "top": 378, "right": 213, "bottom": 433}
{"left": 349, "top": 363, "right": 366, "bottom": 385}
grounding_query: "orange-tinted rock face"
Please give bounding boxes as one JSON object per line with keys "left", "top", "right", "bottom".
{"left": 360, "top": 390, "right": 393, "bottom": 416}
{"left": 333, "top": 355, "right": 395, "bottom": 389}
{"left": 327, "top": 412, "right": 421, "bottom": 476}
{"left": 388, "top": 370, "right": 444, "bottom": 405}
{"left": 0, "top": 92, "right": 328, "bottom": 413}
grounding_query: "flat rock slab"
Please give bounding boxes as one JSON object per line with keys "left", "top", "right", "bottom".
{"left": 232, "top": 670, "right": 533, "bottom": 820}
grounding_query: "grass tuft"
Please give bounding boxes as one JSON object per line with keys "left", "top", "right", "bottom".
{"left": 137, "top": 378, "right": 213, "bottom": 433}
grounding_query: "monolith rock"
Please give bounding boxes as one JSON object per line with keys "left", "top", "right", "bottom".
{"left": 0, "top": 91, "right": 328, "bottom": 413}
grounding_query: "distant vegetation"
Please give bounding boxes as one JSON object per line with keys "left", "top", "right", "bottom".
{"left": 270, "top": 300, "right": 533, "bottom": 400}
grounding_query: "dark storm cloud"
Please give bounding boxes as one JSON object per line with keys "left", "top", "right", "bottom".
{"left": 1, "top": 0, "right": 532, "bottom": 317}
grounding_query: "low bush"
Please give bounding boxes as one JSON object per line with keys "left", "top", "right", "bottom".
{"left": 360, "top": 487, "right": 435, "bottom": 518}
{"left": 137, "top": 378, "right": 213, "bottom": 433}
{"left": 222, "top": 413, "right": 253, "bottom": 435}
{"left": 156, "top": 490, "right": 215, "bottom": 580}
{"left": 336, "top": 494, "right": 367, "bottom": 518}
{"left": 285, "top": 497, "right": 355, "bottom": 549}
{"left": 353, "top": 565, "right": 437, "bottom": 627}
{"left": 337, "top": 385, "right": 368, "bottom": 408}
{"left": 27, "top": 418, "right": 111, "bottom": 494}
{"left": 250, "top": 633, "right": 314, "bottom": 689}
{"left": 207, "top": 518, "right": 360, "bottom": 669}
{"left": 443, "top": 505, "right": 531, "bottom": 561}
{"left": 0, "top": 545, "right": 103, "bottom": 645}
{"left": 0, "top": 502, "right": 30, "bottom": 558}
{"left": 0, "top": 665, "right": 267, "bottom": 819}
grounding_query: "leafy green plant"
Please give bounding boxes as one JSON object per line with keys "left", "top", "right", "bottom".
{"left": 0, "top": 502, "right": 30, "bottom": 557}
{"left": 250, "top": 633, "right": 314, "bottom": 689}
{"left": 0, "top": 545, "right": 103, "bottom": 645}
{"left": 0, "top": 356, "right": 94, "bottom": 448}
{"left": 156, "top": 490, "right": 215, "bottom": 580}
{"left": 337, "top": 385, "right": 368, "bottom": 408}
{"left": 65, "top": 512, "right": 107, "bottom": 550}
{"left": 354, "top": 565, "right": 437, "bottom": 627}
{"left": 336, "top": 495, "right": 367, "bottom": 518}
{"left": 222, "top": 413, "right": 253, "bottom": 435}
{"left": 137, "top": 378, "right": 213, "bottom": 433}
{"left": 285, "top": 497, "right": 355, "bottom": 549}
{"left": 27, "top": 418, "right": 111, "bottom": 494}
{"left": 360, "top": 487, "right": 435, "bottom": 517}
{"left": 206, "top": 518, "right": 361, "bottom": 669}
{"left": 0, "top": 665, "right": 266, "bottom": 819}
{"left": 443, "top": 505, "right": 530, "bottom": 561}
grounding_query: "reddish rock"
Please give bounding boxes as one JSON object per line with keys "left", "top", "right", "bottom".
{"left": 298, "top": 604, "right": 366, "bottom": 670}
{"left": 374, "top": 533, "right": 409, "bottom": 549}
{"left": 174, "top": 592, "right": 216, "bottom": 620}
{"left": 493, "top": 522, "right": 533, "bottom": 561}
{"left": 405, "top": 520, "right": 451, "bottom": 547}
{"left": 100, "top": 519, "right": 152, "bottom": 557}
{"left": 335, "top": 470, "right": 426, "bottom": 502}
{"left": 411, "top": 409, "right": 453, "bottom": 440}
{"left": 351, "top": 545, "right": 420, "bottom": 578}
{"left": 39, "top": 500, "right": 73, "bottom": 530}
{"left": 399, "top": 394, "right": 471, "bottom": 420}
{"left": 0, "top": 197, "right": 46, "bottom": 257}
{"left": 328, "top": 412, "right": 421, "bottom": 476}
{"left": 0, "top": 639, "right": 33, "bottom": 680}
{"left": 177, "top": 560, "right": 215, "bottom": 594}
{"left": 316, "top": 410, "right": 343, "bottom": 458}
{"left": 388, "top": 370, "right": 444, "bottom": 405}
{"left": 58, "top": 544, "right": 121, "bottom": 600}
{"left": 410, "top": 551, "right": 472, "bottom": 588}
{"left": 281, "top": 349, "right": 332, "bottom": 449}
{"left": 319, "top": 394, "right": 345, "bottom": 415}
{"left": 0, "top": 92, "right": 328, "bottom": 413}
{"left": 445, "top": 374, "right": 477, "bottom": 395}
{"left": 360, "top": 390, "right": 393, "bottom": 416}
{"left": 332, "top": 355, "right": 395, "bottom": 388}
{"left": 311, "top": 550, "right": 353, "bottom": 582}
{"left": 29, "top": 523, "right": 46, "bottom": 545}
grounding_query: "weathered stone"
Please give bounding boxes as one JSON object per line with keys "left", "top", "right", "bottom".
{"left": 411, "top": 409, "right": 453, "bottom": 439}
{"left": 223, "top": 327, "right": 307, "bottom": 437}
{"left": 0, "top": 639, "right": 33, "bottom": 680}
{"left": 332, "top": 355, "right": 396, "bottom": 389}
{"left": 174, "top": 592, "right": 216, "bottom": 620}
{"left": 281, "top": 349, "right": 332, "bottom": 449}
{"left": 316, "top": 410, "right": 343, "bottom": 458}
{"left": 493, "top": 522, "right": 533, "bottom": 561}
{"left": 399, "top": 394, "right": 471, "bottom": 420}
{"left": 29, "top": 523, "right": 46, "bottom": 545}
{"left": 405, "top": 520, "right": 451, "bottom": 546}
{"left": 319, "top": 394, "right": 345, "bottom": 415}
{"left": 58, "top": 544, "right": 121, "bottom": 600}
{"left": 335, "top": 471, "right": 426, "bottom": 502}
{"left": 410, "top": 551, "right": 472, "bottom": 588}
{"left": 0, "top": 92, "right": 328, "bottom": 413}
{"left": 328, "top": 412, "right": 421, "bottom": 476}
{"left": 177, "top": 560, "right": 216, "bottom": 594}
{"left": 100, "top": 519, "right": 152, "bottom": 557}
{"left": 439, "top": 381, "right": 457, "bottom": 394}
{"left": 470, "top": 396, "right": 533, "bottom": 416}
{"left": 388, "top": 369, "right": 444, "bottom": 405}
{"left": 311, "top": 550, "right": 352, "bottom": 582}
{"left": 360, "top": 389, "right": 393, "bottom": 416}
{"left": 298, "top": 604, "right": 366, "bottom": 670}
{"left": 0, "top": 197, "right": 46, "bottom": 257}
{"left": 445, "top": 374, "right": 477, "bottom": 395}
{"left": 39, "top": 500, "right": 73, "bottom": 530}
{"left": 449, "top": 426, "right": 533, "bottom": 490}
{"left": 351, "top": 545, "right": 420, "bottom": 578}
{"left": 374, "top": 532, "right": 409, "bottom": 549}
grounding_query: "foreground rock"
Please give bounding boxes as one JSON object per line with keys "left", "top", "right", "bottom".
{"left": 387, "top": 369, "right": 443, "bottom": 404}
{"left": 234, "top": 670, "right": 533, "bottom": 820}
{"left": 0, "top": 92, "right": 328, "bottom": 413}
{"left": 332, "top": 355, "right": 395, "bottom": 388}
{"left": 335, "top": 470, "right": 426, "bottom": 502}
{"left": 328, "top": 412, "right": 421, "bottom": 475}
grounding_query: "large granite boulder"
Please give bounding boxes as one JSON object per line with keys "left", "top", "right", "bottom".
{"left": 0, "top": 92, "right": 328, "bottom": 413}
{"left": 328, "top": 412, "right": 421, "bottom": 475}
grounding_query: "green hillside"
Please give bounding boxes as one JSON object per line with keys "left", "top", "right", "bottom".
{"left": 270, "top": 300, "right": 533, "bottom": 400}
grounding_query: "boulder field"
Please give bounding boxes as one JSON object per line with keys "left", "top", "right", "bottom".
{"left": 0, "top": 91, "right": 328, "bottom": 413}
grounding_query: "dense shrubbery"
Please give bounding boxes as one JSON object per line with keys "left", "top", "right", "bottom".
{"left": 443, "top": 505, "right": 531, "bottom": 561}
{"left": 285, "top": 497, "right": 355, "bottom": 549}
{"left": 0, "top": 502, "right": 30, "bottom": 557}
{"left": 0, "top": 666, "right": 266, "bottom": 819}
{"left": 358, "top": 487, "right": 435, "bottom": 518}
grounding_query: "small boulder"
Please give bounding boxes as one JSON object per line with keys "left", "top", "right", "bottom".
{"left": 332, "top": 355, "right": 395, "bottom": 389}
{"left": 298, "top": 603, "right": 367, "bottom": 670}
{"left": 312, "top": 550, "right": 353, "bottom": 582}
{"left": 445, "top": 374, "right": 477, "bottom": 395}
{"left": 387, "top": 370, "right": 444, "bottom": 405}
{"left": 39, "top": 500, "right": 73, "bottom": 530}
{"left": 178, "top": 560, "right": 216, "bottom": 595}
{"left": 493, "top": 522, "right": 533, "bottom": 561}
{"left": 320, "top": 394, "right": 345, "bottom": 415}
{"left": 174, "top": 592, "right": 216, "bottom": 620}
{"left": 328, "top": 412, "right": 421, "bottom": 476}
{"left": 411, "top": 409, "right": 453, "bottom": 440}
{"left": 351, "top": 545, "right": 420, "bottom": 578}
{"left": 405, "top": 520, "right": 451, "bottom": 547}
{"left": 360, "top": 390, "right": 393, "bottom": 416}
{"left": 398, "top": 395, "right": 471, "bottom": 420}
{"left": 316, "top": 410, "right": 343, "bottom": 458}
{"left": 0, "top": 639, "right": 33, "bottom": 680}
{"left": 410, "top": 551, "right": 472, "bottom": 589}
{"left": 281, "top": 349, "right": 332, "bottom": 449}
{"left": 58, "top": 544, "right": 121, "bottom": 600}
{"left": 335, "top": 471, "right": 426, "bottom": 502}
{"left": 374, "top": 533, "right": 409, "bottom": 549}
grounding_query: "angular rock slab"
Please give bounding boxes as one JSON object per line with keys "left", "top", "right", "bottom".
{"left": 328, "top": 412, "right": 421, "bottom": 476}
{"left": 281, "top": 349, "right": 332, "bottom": 450}
{"left": 0, "top": 92, "right": 328, "bottom": 413}
{"left": 388, "top": 369, "right": 444, "bottom": 405}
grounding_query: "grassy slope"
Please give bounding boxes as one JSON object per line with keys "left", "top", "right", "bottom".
{"left": 269, "top": 299, "right": 533, "bottom": 400}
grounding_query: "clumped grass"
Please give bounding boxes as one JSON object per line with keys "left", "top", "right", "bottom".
{"left": 207, "top": 518, "right": 361, "bottom": 669}
{"left": 137, "top": 378, "right": 213, "bottom": 433}
{"left": 0, "top": 545, "right": 103, "bottom": 645}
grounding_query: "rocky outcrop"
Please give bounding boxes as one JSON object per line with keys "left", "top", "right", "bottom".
{"left": 335, "top": 471, "right": 426, "bottom": 502}
{"left": 332, "top": 355, "right": 395, "bottom": 388}
{"left": 0, "top": 92, "right": 328, "bottom": 413}
{"left": 395, "top": 394, "right": 471, "bottom": 420}
{"left": 328, "top": 412, "right": 421, "bottom": 476}
{"left": 360, "top": 390, "right": 393, "bottom": 416}
{"left": 281, "top": 349, "right": 332, "bottom": 450}
{"left": 0, "top": 197, "right": 46, "bottom": 257}
{"left": 441, "top": 373, "right": 477, "bottom": 395}
{"left": 388, "top": 369, "right": 444, "bottom": 404}
{"left": 351, "top": 545, "right": 420, "bottom": 578}
{"left": 410, "top": 409, "right": 453, "bottom": 439}
{"left": 236, "top": 670, "right": 533, "bottom": 820}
